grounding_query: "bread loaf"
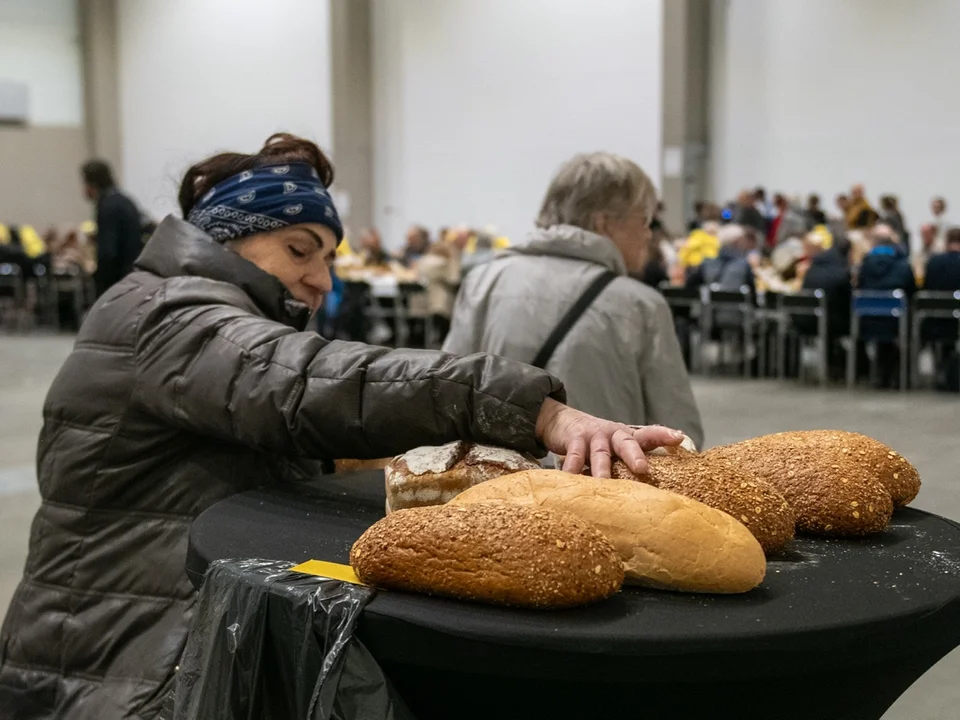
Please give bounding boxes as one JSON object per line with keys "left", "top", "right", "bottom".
{"left": 613, "top": 455, "right": 795, "bottom": 554}
{"left": 350, "top": 503, "right": 623, "bottom": 609}
{"left": 451, "top": 470, "right": 766, "bottom": 594}
{"left": 384, "top": 442, "right": 541, "bottom": 512}
{"left": 706, "top": 431, "right": 902, "bottom": 536}
{"left": 334, "top": 458, "right": 391, "bottom": 474}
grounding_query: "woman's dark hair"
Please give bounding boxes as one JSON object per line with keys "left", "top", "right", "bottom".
{"left": 880, "top": 194, "right": 897, "bottom": 210}
{"left": 81, "top": 160, "right": 116, "bottom": 191}
{"left": 178, "top": 133, "right": 335, "bottom": 217}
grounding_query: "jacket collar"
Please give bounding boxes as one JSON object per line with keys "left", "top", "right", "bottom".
{"left": 511, "top": 224, "right": 628, "bottom": 275}
{"left": 135, "top": 215, "right": 312, "bottom": 330}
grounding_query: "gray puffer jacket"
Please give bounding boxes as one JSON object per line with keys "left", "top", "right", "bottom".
{"left": 443, "top": 225, "right": 703, "bottom": 447}
{"left": 0, "top": 217, "right": 562, "bottom": 720}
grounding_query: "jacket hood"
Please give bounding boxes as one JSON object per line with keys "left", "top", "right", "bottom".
{"left": 512, "top": 224, "right": 628, "bottom": 275}
{"left": 135, "top": 215, "right": 311, "bottom": 329}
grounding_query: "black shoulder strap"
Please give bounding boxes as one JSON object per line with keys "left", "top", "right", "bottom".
{"left": 532, "top": 271, "right": 616, "bottom": 369}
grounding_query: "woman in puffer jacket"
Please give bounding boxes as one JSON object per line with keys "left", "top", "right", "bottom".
{"left": 0, "top": 134, "right": 683, "bottom": 720}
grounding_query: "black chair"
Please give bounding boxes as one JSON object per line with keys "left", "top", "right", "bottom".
{"left": 660, "top": 285, "right": 702, "bottom": 371}
{"left": 51, "top": 268, "right": 89, "bottom": 331}
{"left": 0, "top": 262, "right": 26, "bottom": 330}
{"left": 755, "top": 290, "right": 782, "bottom": 378}
{"left": 778, "top": 290, "right": 828, "bottom": 386}
{"left": 700, "top": 284, "right": 754, "bottom": 377}
{"left": 911, "top": 290, "right": 960, "bottom": 390}
{"left": 846, "top": 290, "right": 909, "bottom": 392}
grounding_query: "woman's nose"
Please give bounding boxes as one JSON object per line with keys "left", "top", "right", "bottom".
{"left": 303, "top": 262, "right": 333, "bottom": 296}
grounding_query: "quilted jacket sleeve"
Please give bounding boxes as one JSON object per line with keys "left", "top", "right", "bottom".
{"left": 133, "top": 280, "right": 564, "bottom": 460}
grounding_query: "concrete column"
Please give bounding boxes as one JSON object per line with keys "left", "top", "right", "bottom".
{"left": 661, "top": 0, "right": 711, "bottom": 234}
{"left": 329, "top": 0, "right": 373, "bottom": 236}
{"left": 78, "top": 0, "right": 122, "bottom": 175}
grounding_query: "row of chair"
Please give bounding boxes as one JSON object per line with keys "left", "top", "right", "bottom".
{"left": 661, "top": 284, "right": 960, "bottom": 392}
{"left": 0, "top": 262, "right": 94, "bottom": 331}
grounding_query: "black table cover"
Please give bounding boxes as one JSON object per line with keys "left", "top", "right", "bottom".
{"left": 186, "top": 472, "right": 960, "bottom": 720}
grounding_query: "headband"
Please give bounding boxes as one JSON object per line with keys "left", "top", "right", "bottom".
{"left": 186, "top": 162, "right": 343, "bottom": 243}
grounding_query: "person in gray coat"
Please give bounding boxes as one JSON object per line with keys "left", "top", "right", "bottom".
{"left": 444, "top": 152, "right": 704, "bottom": 447}
{"left": 0, "top": 135, "right": 685, "bottom": 720}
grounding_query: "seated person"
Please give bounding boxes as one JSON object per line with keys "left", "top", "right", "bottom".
{"left": 460, "top": 232, "right": 497, "bottom": 277}
{"left": 922, "top": 228, "right": 960, "bottom": 388}
{"left": 401, "top": 225, "right": 430, "bottom": 267}
{"left": 793, "top": 232, "right": 852, "bottom": 378}
{"left": 857, "top": 224, "right": 917, "bottom": 388}
{"left": 416, "top": 241, "right": 462, "bottom": 343}
{"left": 443, "top": 151, "right": 703, "bottom": 447}
{"left": 358, "top": 227, "right": 391, "bottom": 267}
{"left": 912, "top": 223, "right": 938, "bottom": 284}
{"left": 688, "top": 223, "right": 757, "bottom": 335}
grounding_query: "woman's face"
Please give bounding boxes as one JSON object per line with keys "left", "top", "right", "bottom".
{"left": 231, "top": 223, "right": 337, "bottom": 312}
{"left": 595, "top": 206, "right": 651, "bottom": 273}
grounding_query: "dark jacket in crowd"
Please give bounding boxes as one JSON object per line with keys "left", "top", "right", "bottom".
{"left": 807, "top": 209, "right": 828, "bottom": 227}
{"left": 735, "top": 204, "right": 767, "bottom": 235}
{"left": 0, "top": 217, "right": 562, "bottom": 720}
{"left": 924, "top": 250, "right": 960, "bottom": 293}
{"left": 922, "top": 250, "right": 960, "bottom": 342}
{"left": 857, "top": 245, "right": 916, "bottom": 340}
{"left": 796, "top": 248, "right": 852, "bottom": 338}
{"left": 859, "top": 246, "right": 917, "bottom": 294}
{"left": 94, "top": 187, "right": 143, "bottom": 296}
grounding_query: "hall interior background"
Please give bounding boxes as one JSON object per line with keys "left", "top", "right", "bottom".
{"left": 2, "top": 2, "right": 959, "bottom": 719}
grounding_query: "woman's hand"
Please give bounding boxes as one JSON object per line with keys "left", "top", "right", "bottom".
{"left": 535, "top": 398, "right": 685, "bottom": 478}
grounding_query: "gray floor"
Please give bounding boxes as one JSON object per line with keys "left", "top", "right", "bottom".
{"left": 0, "top": 335, "right": 957, "bottom": 717}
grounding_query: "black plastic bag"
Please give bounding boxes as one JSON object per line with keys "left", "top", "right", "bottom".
{"left": 169, "top": 559, "right": 414, "bottom": 720}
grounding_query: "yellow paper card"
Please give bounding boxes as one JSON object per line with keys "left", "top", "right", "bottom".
{"left": 290, "top": 559, "right": 365, "bottom": 585}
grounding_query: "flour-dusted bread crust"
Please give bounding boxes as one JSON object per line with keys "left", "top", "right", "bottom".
{"left": 350, "top": 503, "right": 623, "bottom": 609}
{"left": 615, "top": 455, "right": 795, "bottom": 554}
{"left": 384, "top": 442, "right": 542, "bottom": 512}
{"left": 706, "top": 431, "right": 902, "bottom": 536}
{"left": 451, "top": 470, "right": 766, "bottom": 594}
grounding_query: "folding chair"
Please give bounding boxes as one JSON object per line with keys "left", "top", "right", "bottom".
{"left": 846, "top": 290, "right": 909, "bottom": 392}
{"left": 778, "top": 290, "right": 828, "bottom": 386}
{"left": 911, "top": 290, "right": 960, "bottom": 389}
{"left": 700, "top": 284, "right": 754, "bottom": 377}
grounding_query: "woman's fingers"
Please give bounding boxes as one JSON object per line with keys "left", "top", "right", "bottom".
{"left": 562, "top": 436, "right": 588, "bottom": 475}
{"left": 631, "top": 425, "right": 685, "bottom": 452}
{"left": 589, "top": 434, "right": 613, "bottom": 478}
{"left": 611, "top": 428, "right": 648, "bottom": 475}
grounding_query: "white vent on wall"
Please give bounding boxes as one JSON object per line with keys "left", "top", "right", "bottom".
{"left": 0, "top": 81, "right": 29, "bottom": 124}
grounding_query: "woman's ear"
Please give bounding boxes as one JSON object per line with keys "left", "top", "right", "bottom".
{"left": 591, "top": 211, "right": 609, "bottom": 237}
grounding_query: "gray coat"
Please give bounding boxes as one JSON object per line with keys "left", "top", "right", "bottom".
{"left": 0, "top": 217, "right": 562, "bottom": 720}
{"left": 443, "top": 225, "right": 703, "bottom": 447}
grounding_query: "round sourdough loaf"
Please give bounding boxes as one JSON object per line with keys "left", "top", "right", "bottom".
{"left": 384, "top": 442, "right": 542, "bottom": 513}
{"left": 451, "top": 470, "right": 766, "bottom": 594}
{"left": 706, "top": 431, "right": 902, "bottom": 536}
{"left": 350, "top": 503, "right": 623, "bottom": 609}
{"left": 614, "top": 455, "right": 796, "bottom": 554}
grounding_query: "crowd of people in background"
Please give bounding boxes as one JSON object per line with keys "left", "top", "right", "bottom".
{"left": 669, "top": 185, "right": 959, "bottom": 390}
{"left": 4, "top": 160, "right": 959, "bottom": 393}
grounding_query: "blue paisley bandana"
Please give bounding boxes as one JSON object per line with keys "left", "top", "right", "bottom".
{"left": 186, "top": 162, "right": 343, "bottom": 243}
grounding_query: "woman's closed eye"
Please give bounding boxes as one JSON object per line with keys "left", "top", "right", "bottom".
{"left": 288, "top": 245, "right": 307, "bottom": 259}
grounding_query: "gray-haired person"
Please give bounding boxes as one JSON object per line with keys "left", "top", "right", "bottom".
{"left": 443, "top": 152, "right": 704, "bottom": 447}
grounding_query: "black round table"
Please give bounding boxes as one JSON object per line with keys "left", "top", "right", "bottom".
{"left": 186, "top": 472, "right": 960, "bottom": 720}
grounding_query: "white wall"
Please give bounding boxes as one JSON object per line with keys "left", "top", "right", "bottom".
{"left": 710, "top": 0, "right": 960, "bottom": 238}
{"left": 0, "top": 0, "right": 83, "bottom": 126}
{"left": 372, "top": 0, "right": 664, "bottom": 247}
{"left": 118, "top": 0, "right": 333, "bottom": 220}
